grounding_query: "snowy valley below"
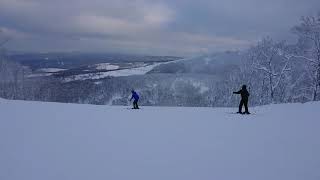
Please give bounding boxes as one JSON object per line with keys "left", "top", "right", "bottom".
{"left": 1, "top": 99, "right": 319, "bottom": 180}
{"left": 2, "top": 50, "right": 317, "bottom": 107}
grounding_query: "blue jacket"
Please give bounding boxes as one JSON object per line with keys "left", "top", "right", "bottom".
{"left": 131, "top": 91, "right": 139, "bottom": 101}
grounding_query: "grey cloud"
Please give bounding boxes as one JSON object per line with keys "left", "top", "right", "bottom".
{"left": 0, "top": 0, "right": 319, "bottom": 56}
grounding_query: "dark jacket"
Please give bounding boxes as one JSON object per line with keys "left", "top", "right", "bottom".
{"left": 233, "top": 87, "right": 250, "bottom": 100}
{"left": 130, "top": 91, "right": 139, "bottom": 101}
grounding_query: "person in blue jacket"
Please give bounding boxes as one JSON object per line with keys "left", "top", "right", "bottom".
{"left": 130, "top": 90, "right": 140, "bottom": 109}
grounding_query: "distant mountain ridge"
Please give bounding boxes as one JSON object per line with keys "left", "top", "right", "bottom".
{"left": 8, "top": 52, "right": 183, "bottom": 70}
{"left": 148, "top": 51, "right": 243, "bottom": 75}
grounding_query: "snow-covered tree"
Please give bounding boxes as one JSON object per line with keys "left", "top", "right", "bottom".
{"left": 292, "top": 13, "right": 320, "bottom": 101}
{"left": 249, "top": 37, "right": 292, "bottom": 103}
{"left": 0, "top": 30, "right": 28, "bottom": 99}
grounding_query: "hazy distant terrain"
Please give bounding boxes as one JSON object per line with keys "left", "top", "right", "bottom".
{"left": 8, "top": 52, "right": 182, "bottom": 79}
{"left": 0, "top": 49, "right": 317, "bottom": 107}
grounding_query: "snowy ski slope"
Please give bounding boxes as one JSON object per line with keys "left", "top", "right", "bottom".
{"left": 0, "top": 99, "right": 319, "bottom": 180}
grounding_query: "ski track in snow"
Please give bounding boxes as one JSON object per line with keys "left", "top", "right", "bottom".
{"left": 0, "top": 99, "right": 320, "bottom": 180}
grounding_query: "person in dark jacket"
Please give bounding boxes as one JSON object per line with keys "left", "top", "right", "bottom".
{"left": 233, "top": 85, "right": 250, "bottom": 114}
{"left": 130, "top": 90, "right": 140, "bottom": 109}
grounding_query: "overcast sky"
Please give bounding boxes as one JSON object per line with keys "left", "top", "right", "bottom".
{"left": 0, "top": 0, "right": 319, "bottom": 56}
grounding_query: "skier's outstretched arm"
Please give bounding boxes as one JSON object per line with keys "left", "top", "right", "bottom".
{"left": 233, "top": 90, "right": 241, "bottom": 94}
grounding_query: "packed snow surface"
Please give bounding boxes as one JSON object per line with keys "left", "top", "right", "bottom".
{"left": 1, "top": 99, "right": 320, "bottom": 180}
